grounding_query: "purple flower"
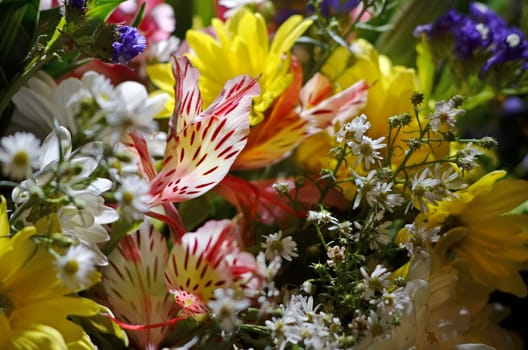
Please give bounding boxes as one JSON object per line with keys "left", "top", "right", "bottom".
{"left": 112, "top": 26, "right": 147, "bottom": 64}
{"left": 469, "top": 2, "right": 507, "bottom": 32}
{"left": 452, "top": 17, "right": 490, "bottom": 59}
{"left": 482, "top": 28, "right": 528, "bottom": 73}
{"left": 414, "top": 9, "right": 464, "bottom": 38}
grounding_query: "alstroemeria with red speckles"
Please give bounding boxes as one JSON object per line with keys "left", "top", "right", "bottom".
{"left": 233, "top": 57, "right": 368, "bottom": 170}
{"left": 128, "top": 56, "right": 259, "bottom": 235}
{"left": 99, "top": 221, "right": 176, "bottom": 349}
{"left": 165, "top": 219, "right": 260, "bottom": 316}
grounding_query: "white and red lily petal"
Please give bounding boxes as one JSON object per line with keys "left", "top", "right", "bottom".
{"left": 150, "top": 57, "right": 260, "bottom": 205}
{"left": 299, "top": 76, "right": 369, "bottom": 133}
{"left": 165, "top": 219, "right": 259, "bottom": 311}
{"left": 100, "top": 221, "right": 175, "bottom": 350}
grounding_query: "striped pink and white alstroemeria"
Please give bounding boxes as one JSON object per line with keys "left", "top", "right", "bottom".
{"left": 130, "top": 56, "right": 259, "bottom": 207}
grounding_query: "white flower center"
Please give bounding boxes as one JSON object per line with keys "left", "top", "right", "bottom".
{"left": 506, "top": 33, "right": 520, "bottom": 48}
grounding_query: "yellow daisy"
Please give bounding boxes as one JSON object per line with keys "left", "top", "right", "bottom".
{"left": 154, "top": 9, "right": 311, "bottom": 126}
{"left": 0, "top": 197, "right": 100, "bottom": 349}
{"left": 421, "top": 171, "right": 528, "bottom": 297}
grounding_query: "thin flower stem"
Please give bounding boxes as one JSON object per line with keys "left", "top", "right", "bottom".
{"left": 313, "top": 223, "right": 327, "bottom": 248}
{"left": 319, "top": 144, "right": 349, "bottom": 203}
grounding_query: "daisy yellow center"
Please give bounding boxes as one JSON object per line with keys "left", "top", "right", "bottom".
{"left": 122, "top": 191, "right": 134, "bottom": 205}
{"left": 64, "top": 259, "right": 80, "bottom": 275}
{"left": 13, "top": 151, "right": 29, "bottom": 167}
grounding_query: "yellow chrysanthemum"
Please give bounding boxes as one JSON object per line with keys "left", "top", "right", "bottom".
{"left": 185, "top": 9, "right": 312, "bottom": 125}
{"left": 0, "top": 197, "right": 100, "bottom": 349}
{"left": 419, "top": 171, "right": 528, "bottom": 297}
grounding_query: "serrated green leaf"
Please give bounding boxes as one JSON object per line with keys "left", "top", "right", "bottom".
{"left": 86, "top": 0, "right": 125, "bottom": 21}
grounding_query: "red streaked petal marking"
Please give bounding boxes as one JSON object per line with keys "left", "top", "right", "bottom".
{"left": 151, "top": 59, "right": 260, "bottom": 205}
{"left": 171, "top": 56, "right": 203, "bottom": 134}
{"left": 164, "top": 220, "right": 258, "bottom": 305}
{"left": 300, "top": 79, "right": 369, "bottom": 132}
{"left": 100, "top": 221, "right": 174, "bottom": 349}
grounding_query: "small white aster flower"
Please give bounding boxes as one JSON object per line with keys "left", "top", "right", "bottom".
{"left": 306, "top": 208, "right": 338, "bottom": 225}
{"left": 400, "top": 222, "right": 441, "bottom": 255}
{"left": 407, "top": 169, "right": 441, "bottom": 213}
{"left": 335, "top": 114, "right": 371, "bottom": 144}
{"left": 352, "top": 170, "right": 377, "bottom": 209}
{"left": 360, "top": 264, "right": 392, "bottom": 298}
{"left": 352, "top": 135, "right": 386, "bottom": 169}
{"left": 0, "top": 132, "right": 41, "bottom": 179}
{"left": 456, "top": 142, "right": 483, "bottom": 172}
{"left": 116, "top": 175, "right": 152, "bottom": 221}
{"left": 365, "top": 181, "right": 403, "bottom": 212}
{"left": 328, "top": 220, "right": 353, "bottom": 236}
{"left": 55, "top": 244, "right": 99, "bottom": 291}
{"left": 428, "top": 100, "right": 464, "bottom": 132}
{"left": 432, "top": 163, "right": 463, "bottom": 197}
{"left": 208, "top": 288, "right": 250, "bottom": 333}
{"left": 261, "top": 230, "right": 299, "bottom": 262}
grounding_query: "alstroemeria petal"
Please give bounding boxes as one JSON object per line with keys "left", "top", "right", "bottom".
{"left": 150, "top": 70, "right": 259, "bottom": 205}
{"left": 100, "top": 221, "right": 173, "bottom": 350}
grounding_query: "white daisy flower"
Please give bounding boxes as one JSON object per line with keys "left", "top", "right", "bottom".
{"left": 336, "top": 114, "right": 371, "bottom": 144}
{"left": 0, "top": 132, "right": 41, "bottom": 179}
{"left": 208, "top": 288, "right": 250, "bottom": 332}
{"left": 54, "top": 244, "right": 99, "bottom": 291}
{"left": 104, "top": 81, "right": 168, "bottom": 142}
{"left": 428, "top": 100, "right": 464, "bottom": 132}
{"left": 407, "top": 169, "right": 441, "bottom": 213}
{"left": 360, "top": 264, "right": 392, "bottom": 298}
{"left": 352, "top": 135, "right": 386, "bottom": 169}
{"left": 306, "top": 208, "right": 338, "bottom": 225}
{"left": 261, "top": 230, "right": 299, "bottom": 262}
{"left": 116, "top": 175, "right": 152, "bottom": 221}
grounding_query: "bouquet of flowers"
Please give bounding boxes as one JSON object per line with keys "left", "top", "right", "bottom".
{"left": 0, "top": 0, "right": 527, "bottom": 349}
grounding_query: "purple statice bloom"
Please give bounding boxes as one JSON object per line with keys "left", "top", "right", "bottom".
{"left": 413, "top": 9, "right": 464, "bottom": 38}
{"left": 112, "top": 26, "right": 147, "bottom": 64}
{"left": 482, "top": 28, "right": 528, "bottom": 73}
{"left": 452, "top": 17, "right": 491, "bottom": 59}
{"left": 469, "top": 2, "right": 507, "bottom": 32}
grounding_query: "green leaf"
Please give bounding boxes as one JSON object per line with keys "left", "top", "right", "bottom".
{"left": 193, "top": 0, "right": 215, "bottom": 27}
{"left": 103, "top": 218, "right": 142, "bottom": 255}
{"left": 131, "top": 1, "right": 146, "bottom": 28}
{"left": 71, "top": 306, "right": 129, "bottom": 350}
{"left": 0, "top": 0, "right": 39, "bottom": 81}
{"left": 179, "top": 196, "right": 211, "bottom": 231}
{"left": 86, "top": 0, "right": 126, "bottom": 21}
